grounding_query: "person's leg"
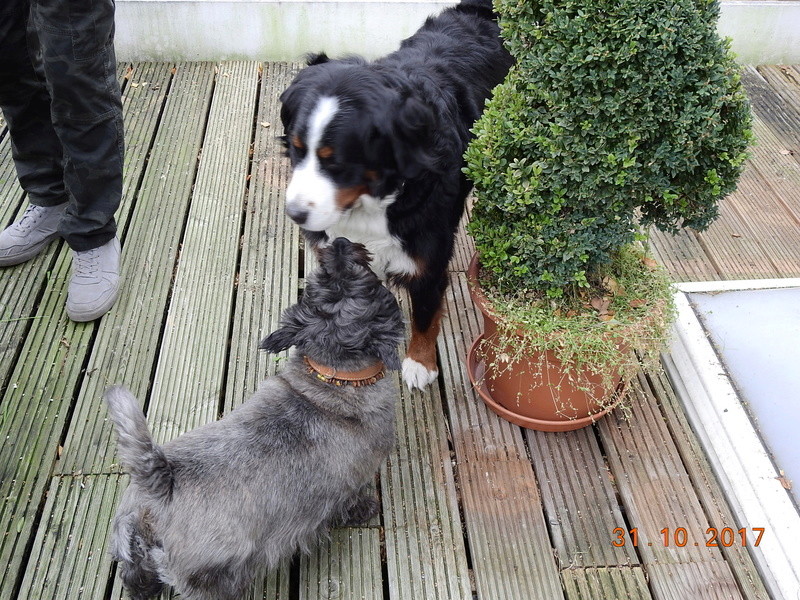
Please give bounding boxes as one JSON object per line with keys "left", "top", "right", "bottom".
{"left": 0, "top": 0, "right": 69, "bottom": 207}
{"left": 32, "top": 0, "right": 124, "bottom": 252}
{"left": 0, "top": 0, "right": 69, "bottom": 266}
{"left": 31, "top": 0, "right": 124, "bottom": 321}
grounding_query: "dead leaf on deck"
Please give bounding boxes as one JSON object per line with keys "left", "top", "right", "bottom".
{"left": 779, "top": 149, "right": 793, "bottom": 156}
{"left": 590, "top": 296, "right": 612, "bottom": 314}
{"left": 602, "top": 276, "right": 622, "bottom": 295}
{"left": 776, "top": 471, "right": 793, "bottom": 490}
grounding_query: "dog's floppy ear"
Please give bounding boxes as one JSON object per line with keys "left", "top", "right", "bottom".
{"left": 377, "top": 343, "right": 402, "bottom": 372}
{"left": 305, "top": 52, "right": 330, "bottom": 66}
{"left": 371, "top": 285, "right": 404, "bottom": 371}
{"left": 279, "top": 55, "right": 340, "bottom": 136}
{"left": 279, "top": 83, "right": 305, "bottom": 140}
{"left": 259, "top": 327, "right": 296, "bottom": 354}
{"left": 259, "top": 307, "right": 303, "bottom": 353}
{"left": 390, "top": 96, "right": 436, "bottom": 179}
{"left": 279, "top": 62, "right": 326, "bottom": 137}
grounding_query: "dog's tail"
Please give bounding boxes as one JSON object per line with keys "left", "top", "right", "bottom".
{"left": 105, "top": 386, "right": 173, "bottom": 499}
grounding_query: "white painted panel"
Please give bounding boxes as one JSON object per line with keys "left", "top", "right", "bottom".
{"left": 114, "top": 0, "right": 800, "bottom": 63}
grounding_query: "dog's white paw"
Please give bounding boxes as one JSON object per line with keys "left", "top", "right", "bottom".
{"left": 402, "top": 358, "right": 438, "bottom": 390}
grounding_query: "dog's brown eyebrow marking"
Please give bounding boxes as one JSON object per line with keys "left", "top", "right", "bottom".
{"left": 291, "top": 135, "right": 305, "bottom": 149}
{"left": 317, "top": 146, "right": 334, "bottom": 159}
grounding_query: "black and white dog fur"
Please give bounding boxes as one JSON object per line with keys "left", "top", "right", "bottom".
{"left": 279, "top": 0, "right": 513, "bottom": 390}
{"left": 106, "top": 239, "right": 403, "bottom": 600}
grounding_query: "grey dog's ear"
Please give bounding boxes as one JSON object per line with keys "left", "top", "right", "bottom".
{"left": 379, "top": 344, "right": 402, "bottom": 372}
{"left": 259, "top": 326, "right": 297, "bottom": 353}
{"left": 259, "top": 308, "right": 302, "bottom": 353}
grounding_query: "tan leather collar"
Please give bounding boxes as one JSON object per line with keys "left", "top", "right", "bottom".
{"left": 304, "top": 356, "right": 385, "bottom": 387}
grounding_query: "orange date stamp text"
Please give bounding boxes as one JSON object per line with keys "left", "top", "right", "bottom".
{"left": 612, "top": 527, "right": 765, "bottom": 548}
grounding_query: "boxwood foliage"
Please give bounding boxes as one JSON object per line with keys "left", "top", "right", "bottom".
{"left": 465, "top": 0, "right": 752, "bottom": 297}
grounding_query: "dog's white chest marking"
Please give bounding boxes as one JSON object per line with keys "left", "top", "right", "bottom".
{"left": 326, "top": 195, "right": 417, "bottom": 280}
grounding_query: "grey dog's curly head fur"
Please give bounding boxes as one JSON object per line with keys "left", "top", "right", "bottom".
{"left": 106, "top": 238, "right": 403, "bottom": 600}
{"left": 260, "top": 237, "right": 404, "bottom": 371}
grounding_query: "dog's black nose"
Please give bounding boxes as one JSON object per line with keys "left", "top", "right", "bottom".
{"left": 285, "top": 204, "right": 308, "bottom": 225}
{"left": 331, "top": 237, "right": 351, "bottom": 252}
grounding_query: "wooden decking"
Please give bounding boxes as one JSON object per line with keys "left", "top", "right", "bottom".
{"left": 1, "top": 62, "right": 798, "bottom": 600}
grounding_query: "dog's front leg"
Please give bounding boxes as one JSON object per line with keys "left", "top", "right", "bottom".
{"left": 402, "top": 273, "right": 447, "bottom": 390}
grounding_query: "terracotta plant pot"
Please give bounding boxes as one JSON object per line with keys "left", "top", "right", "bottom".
{"left": 466, "top": 254, "right": 623, "bottom": 432}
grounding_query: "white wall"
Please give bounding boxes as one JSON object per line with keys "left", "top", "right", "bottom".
{"left": 114, "top": 0, "right": 800, "bottom": 64}
{"left": 114, "top": 0, "right": 451, "bottom": 62}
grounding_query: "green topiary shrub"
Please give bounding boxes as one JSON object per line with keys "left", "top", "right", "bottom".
{"left": 464, "top": 0, "right": 753, "bottom": 298}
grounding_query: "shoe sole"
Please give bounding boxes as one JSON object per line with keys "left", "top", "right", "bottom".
{"left": 66, "top": 283, "right": 121, "bottom": 322}
{"left": 0, "top": 233, "right": 59, "bottom": 267}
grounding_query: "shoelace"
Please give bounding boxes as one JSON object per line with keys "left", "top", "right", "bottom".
{"left": 73, "top": 248, "right": 101, "bottom": 274}
{"left": 16, "top": 206, "right": 47, "bottom": 234}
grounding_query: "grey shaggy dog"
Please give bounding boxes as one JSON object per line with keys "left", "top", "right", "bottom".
{"left": 106, "top": 238, "right": 404, "bottom": 600}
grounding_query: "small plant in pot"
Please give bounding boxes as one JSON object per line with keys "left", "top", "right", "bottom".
{"left": 463, "top": 0, "right": 752, "bottom": 431}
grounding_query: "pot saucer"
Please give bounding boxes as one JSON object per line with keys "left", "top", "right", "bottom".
{"left": 466, "top": 334, "right": 620, "bottom": 432}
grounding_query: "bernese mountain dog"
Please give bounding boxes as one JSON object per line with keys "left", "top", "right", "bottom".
{"left": 279, "top": 0, "right": 513, "bottom": 390}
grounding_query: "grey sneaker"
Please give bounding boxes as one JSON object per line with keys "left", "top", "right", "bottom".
{"left": 0, "top": 203, "right": 66, "bottom": 266}
{"left": 66, "top": 236, "right": 121, "bottom": 322}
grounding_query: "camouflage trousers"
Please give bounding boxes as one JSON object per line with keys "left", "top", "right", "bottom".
{"left": 0, "top": 0, "right": 123, "bottom": 252}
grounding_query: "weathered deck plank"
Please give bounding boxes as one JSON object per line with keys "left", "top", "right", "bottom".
{"left": 300, "top": 529, "right": 383, "bottom": 600}
{"left": 647, "top": 562, "right": 745, "bottom": 600}
{"left": 686, "top": 194, "right": 782, "bottom": 281}
{"left": 561, "top": 566, "right": 651, "bottom": 600}
{"left": 146, "top": 61, "right": 259, "bottom": 440}
{"left": 17, "top": 475, "right": 123, "bottom": 600}
{"left": 57, "top": 62, "right": 216, "bottom": 476}
{"left": 207, "top": 62, "right": 300, "bottom": 600}
{"left": 648, "top": 226, "right": 721, "bottom": 283}
{"left": 438, "top": 273, "right": 565, "bottom": 600}
{"left": 220, "top": 60, "right": 299, "bottom": 600}
{"left": 598, "top": 373, "right": 742, "bottom": 598}
{"left": 743, "top": 113, "right": 800, "bottom": 221}
{"left": 0, "top": 133, "right": 23, "bottom": 223}
{"left": 0, "top": 251, "right": 97, "bottom": 598}
{"left": 525, "top": 426, "right": 638, "bottom": 570}
{"left": 381, "top": 364, "right": 473, "bottom": 600}
{"left": 751, "top": 66, "right": 800, "bottom": 148}
{"left": 224, "top": 61, "right": 301, "bottom": 408}
{"left": 649, "top": 371, "right": 770, "bottom": 600}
